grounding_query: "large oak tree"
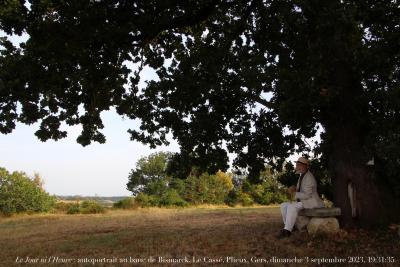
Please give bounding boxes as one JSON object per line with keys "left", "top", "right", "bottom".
{"left": 1, "top": 0, "right": 399, "bottom": 226}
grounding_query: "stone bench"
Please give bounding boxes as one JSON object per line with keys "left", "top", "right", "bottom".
{"left": 295, "top": 207, "right": 341, "bottom": 235}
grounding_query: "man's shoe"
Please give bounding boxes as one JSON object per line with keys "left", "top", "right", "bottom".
{"left": 276, "top": 229, "right": 291, "bottom": 239}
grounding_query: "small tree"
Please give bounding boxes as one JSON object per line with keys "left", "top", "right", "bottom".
{"left": 126, "top": 152, "right": 171, "bottom": 195}
{"left": 0, "top": 167, "right": 56, "bottom": 215}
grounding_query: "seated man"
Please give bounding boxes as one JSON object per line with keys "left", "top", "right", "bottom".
{"left": 277, "top": 156, "right": 324, "bottom": 239}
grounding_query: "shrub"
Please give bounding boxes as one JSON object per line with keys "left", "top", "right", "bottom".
{"left": 113, "top": 197, "right": 138, "bottom": 209}
{"left": 259, "top": 178, "right": 288, "bottom": 205}
{"left": 184, "top": 172, "right": 234, "bottom": 204}
{"left": 270, "top": 191, "right": 288, "bottom": 204}
{"left": 241, "top": 176, "right": 289, "bottom": 205}
{"left": 238, "top": 192, "right": 254, "bottom": 206}
{"left": 206, "top": 172, "right": 233, "bottom": 204}
{"left": 225, "top": 189, "right": 240, "bottom": 207}
{"left": 144, "top": 179, "right": 168, "bottom": 196}
{"left": 0, "top": 167, "right": 56, "bottom": 215}
{"left": 66, "top": 201, "right": 105, "bottom": 214}
{"left": 250, "top": 184, "right": 266, "bottom": 204}
{"left": 183, "top": 175, "right": 200, "bottom": 203}
{"left": 80, "top": 200, "right": 105, "bottom": 214}
{"left": 135, "top": 193, "right": 159, "bottom": 207}
{"left": 159, "top": 189, "right": 188, "bottom": 207}
{"left": 169, "top": 178, "right": 186, "bottom": 196}
{"left": 215, "top": 170, "right": 234, "bottom": 192}
{"left": 54, "top": 201, "right": 76, "bottom": 213}
{"left": 66, "top": 203, "right": 81, "bottom": 214}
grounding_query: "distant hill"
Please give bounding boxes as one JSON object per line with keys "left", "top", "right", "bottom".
{"left": 56, "top": 196, "right": 130, "bottom": 203}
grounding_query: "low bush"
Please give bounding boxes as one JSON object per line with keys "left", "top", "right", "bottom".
{"left": 66, "top": 203, "right": 81, "bottom": 214}
{"left": 225, "top": 189, "right": 240, "bottom": 207}
{"left": 66, "top": 201, "right": 105, "bottom": 214}
{"left": 135, "top": 193, "right": 160, "bottom": 207}
{"left": 242, "top": 176, "right": 289, "bottom": 206}
{"left": 159, "top": 189, "right": 188, "bottom": 207}
{"left": 80, "top": 200, "right": 105, "bottom": 214}
{"left": 54, "top": 201, "right": 76, "bottom": 213}
{"left": 238, "top": 192, "right": 254, "bottom": 206}
{"left": 113, "top": 197, "right": 139, "bottom": 209}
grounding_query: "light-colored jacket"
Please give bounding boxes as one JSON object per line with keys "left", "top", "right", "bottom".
{"left": 295, "top": 170, "right": 324, "bottom": 209}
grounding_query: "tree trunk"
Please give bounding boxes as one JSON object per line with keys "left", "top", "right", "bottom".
{"left": 332, "top": 159, "right": 382, "bottom": 228}
{"left": 318, "top": 31, "right": 386, "bottom": 226}
{"left": 328, "top": 126, "right": 383, "bottom": 228}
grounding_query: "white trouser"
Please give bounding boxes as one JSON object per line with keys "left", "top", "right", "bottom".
{"left": 280, "top": 201, "right": 304, "bottom": 232}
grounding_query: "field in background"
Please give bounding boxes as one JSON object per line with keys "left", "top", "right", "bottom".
{"left": 0, "top": 206, "right": 398, "bottom": 266}
{"left": 56, "top": 196, "right": 128, "bottom": 208}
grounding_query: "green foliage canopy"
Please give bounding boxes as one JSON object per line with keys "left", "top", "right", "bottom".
{"left": 0, "top": 0, "right": 225, "bottom": 145}
{"left": 126, "top": 151, "right": 171, "bottom": 195}
{"left": 1, "top": 1, "right": 397, "bottom": 173}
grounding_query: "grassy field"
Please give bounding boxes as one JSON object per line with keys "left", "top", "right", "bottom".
{"left": 0, "top": 206, "right": 398, "bottom": 266}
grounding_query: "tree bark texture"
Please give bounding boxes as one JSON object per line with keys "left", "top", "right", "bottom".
{"left": 328, "top": 125, "right": 383, "bottom": 228}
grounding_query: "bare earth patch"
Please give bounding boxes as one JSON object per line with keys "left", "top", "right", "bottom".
{"left": 0, "top": 206, "right": 398, "bottom": 266}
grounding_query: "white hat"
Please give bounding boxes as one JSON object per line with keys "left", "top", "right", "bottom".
{"left": 295, "top": 157, "right": 309, "bottom": 165}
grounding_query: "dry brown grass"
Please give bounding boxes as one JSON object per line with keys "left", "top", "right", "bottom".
{"left": 0, "top": 206, "right": 398, "bottom": 267}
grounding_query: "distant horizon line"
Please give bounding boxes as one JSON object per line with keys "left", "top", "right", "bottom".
{"left": 56, "top": 195, "right": 131, "bottom": 198}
